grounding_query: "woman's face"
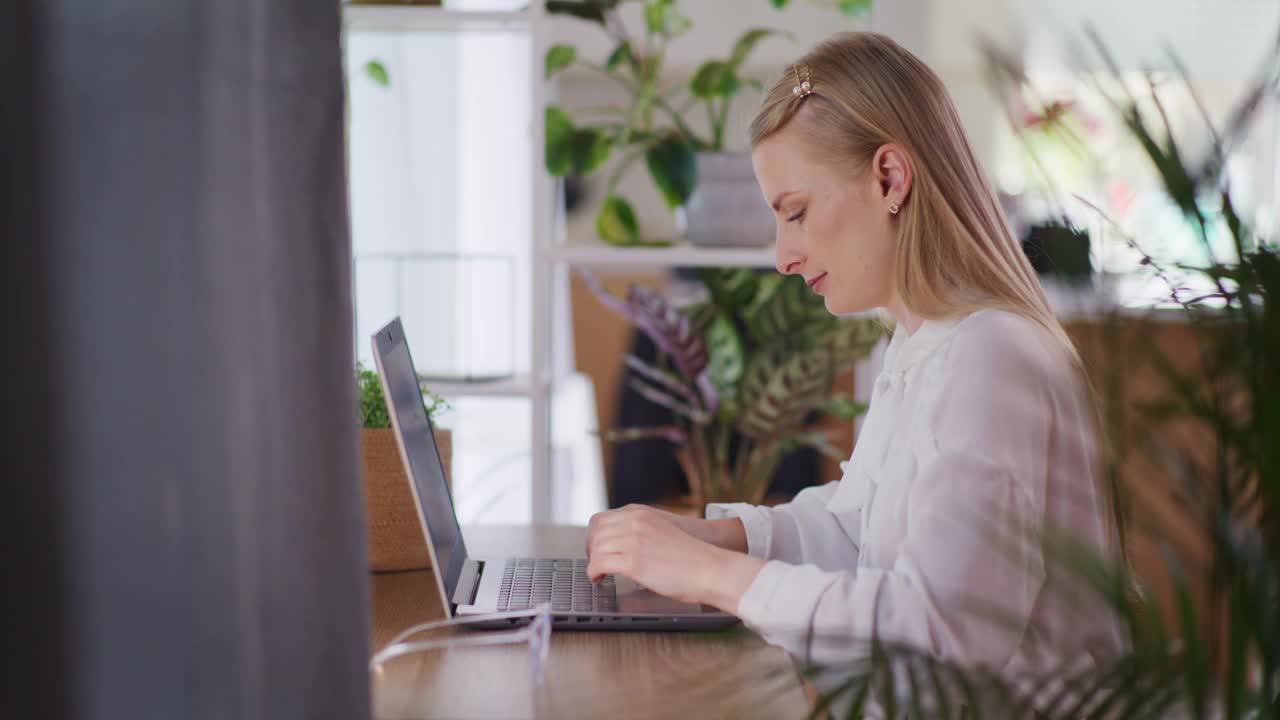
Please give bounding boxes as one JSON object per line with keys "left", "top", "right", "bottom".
{"left": 751, "top": 119, "right": 908, "bottom": 316}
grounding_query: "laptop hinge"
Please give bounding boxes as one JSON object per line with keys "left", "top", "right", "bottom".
{"left": 451, "top": 559, "right": 483, "bottom": 607}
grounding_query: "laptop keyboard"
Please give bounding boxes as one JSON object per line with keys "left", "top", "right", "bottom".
{"left": 497, "top": 558, "right": 617, "bottom": 613}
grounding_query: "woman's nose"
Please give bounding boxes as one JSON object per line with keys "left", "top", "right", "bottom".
{"left": 776, "top": 241, "right": 803, "bottom": 276}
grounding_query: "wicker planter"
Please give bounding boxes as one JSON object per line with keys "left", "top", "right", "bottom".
{"left": 361, "top": 427, "right": 451, "bottom": 572}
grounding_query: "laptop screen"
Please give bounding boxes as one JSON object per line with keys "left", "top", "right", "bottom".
{"left": 372, "top": 319, "right": 468, "bottom": 604}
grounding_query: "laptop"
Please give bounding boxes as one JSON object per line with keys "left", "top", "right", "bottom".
{"left": 372, "top": 318, "right": 740, "bottom": 630}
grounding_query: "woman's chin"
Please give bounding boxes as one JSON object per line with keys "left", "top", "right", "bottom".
{"left": 823, "top": 294, "right": 866, "bottom": 316}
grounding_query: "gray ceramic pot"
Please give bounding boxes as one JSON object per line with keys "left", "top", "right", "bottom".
{"left": 684, "top": 152, "right": 775, "bottom": 248}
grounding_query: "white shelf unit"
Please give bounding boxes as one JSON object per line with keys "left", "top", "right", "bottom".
{"left": 342, "top": 3, "right": 842, "bottom": 524}
{"left": 550, "top": 243, "right": 778, "bottom": 268}
{"left": 418, "top": 373, "right": 538, "bottom": 398}
{"left": 344, "top": 5, "right": 533, "bottom": 32}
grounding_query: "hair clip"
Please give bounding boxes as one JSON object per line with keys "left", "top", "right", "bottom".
{"left": 791, "top": 64, "right": 813, "bottom": 98}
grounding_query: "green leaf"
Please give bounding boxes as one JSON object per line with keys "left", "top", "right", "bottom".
{"left": 706, "top": 312, "right": 745, "bottom": 399}
{"left": 824, "top": 317, "right": 884, "bottom": 364}
{"left": 363, "top": 60, "right": 390, "bottom": 88}
{"left": 644, "top": 134, "right": 696, "bottom": 209}
{"left": 770, "top": 0, "right": 788, "bottom": 8}
{"left": 545, "top": 44, "right": 576, "bottom": 79}
{"left": 596, "top": 195, "right": 641, "bottom": 245}
{"left": 664, "top": 9, "right": 692, "bottom": 36}
{"left": 737, "top": 350, "right": 833, "bottom": 440}
{"left": 570, "top": 127, "right": 613, "bottom": 174}
{"left": 641, "top": 0, "right": 690, "bottom": 38}
{"left": 545, "top": 106, "right": 612, "bottom": 176}
{"left": 545, "top": 0, "right": 617, "bottom": 24}
{"left": 690, "top": 60, "right": 740, "bottom": 99}
{"left": 743, "top": 273, "right": 830, "bottom": 343}
{"left": 778, "top": 431, "right": 844, "bottom": 460}
{"left": 643, "top": 0, "right": 669, "bottom": 35}
{"left": 604, "top": 42, "right": 634, "bottom": 72}
{"left": 357, "top": 363, "right": 390, "bottom": 428}
{"left": 728, "top": 29, "right": 783, "bottom": 69}
{"left": 824, "top": 395, "right": 868, "bottom": 420}
{"left": 544, "top": 106, "right": 576, "bottom": 176}
{"left": 839, "top": 0, "right": 873, "bottom": 17}
{"left": 697, "top": 267, "right": 761, "bottom": 313}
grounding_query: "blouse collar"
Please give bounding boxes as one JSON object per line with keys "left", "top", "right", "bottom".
{"left": 882, "top": 313, "right": 967, "bottom": 375}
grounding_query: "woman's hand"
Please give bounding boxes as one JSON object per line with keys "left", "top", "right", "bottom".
{"left": 585, "top": 504, "right": 765, "bottom": 613}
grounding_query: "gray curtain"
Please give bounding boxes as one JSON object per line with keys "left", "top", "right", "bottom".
{"left": 3, "top": 1, "right": 371, "bottom": 719}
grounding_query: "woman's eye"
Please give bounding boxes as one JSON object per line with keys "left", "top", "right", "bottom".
{"left": 787, "top": 209, "right": 806, "bottom": 224}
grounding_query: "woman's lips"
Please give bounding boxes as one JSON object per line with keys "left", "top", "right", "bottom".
{"left": 808, "top": 272, "right": 828, "bottom": 293}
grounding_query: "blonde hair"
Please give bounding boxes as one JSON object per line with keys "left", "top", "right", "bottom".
{"left": 750, "top": 31, "right": 1078, "bottom": 361}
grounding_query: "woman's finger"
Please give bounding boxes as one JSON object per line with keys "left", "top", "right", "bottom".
{"left": 586, "top": 550, "right": 629, "bottom": 583}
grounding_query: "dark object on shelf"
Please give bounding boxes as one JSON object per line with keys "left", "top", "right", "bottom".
{"left": 1021, "top": 222, "right": 1093, "bottom": 285}
{"left": 564, "top": 173, "right": 586, "bottom": 215}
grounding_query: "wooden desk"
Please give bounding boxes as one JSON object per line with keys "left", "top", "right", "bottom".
{"left": 370, "top": 525, "right": 811, "bottom": 720}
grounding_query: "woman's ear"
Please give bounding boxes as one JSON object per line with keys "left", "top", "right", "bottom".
{"left": 872, "top": 144, "right": 913, "bottom": 208}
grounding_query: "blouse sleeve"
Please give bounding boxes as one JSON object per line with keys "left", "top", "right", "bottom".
{"left": 732, "top": 318, "right": 1056, "bottom": 670}
{"left": 705, "top": 476, "right": 862, "bottom": 574}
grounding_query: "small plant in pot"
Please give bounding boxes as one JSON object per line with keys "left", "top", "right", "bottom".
{"left": 544, "top": 0, "right": 871, "bottom": 247}
{"left": 358, "top": 363, "right": 450, "bottom": 572}
{"left": 581, "top": 267, "right": 883, "bottom": 507}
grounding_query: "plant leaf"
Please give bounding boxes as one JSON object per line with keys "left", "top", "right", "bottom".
{"left": 642, "top": 0, "right": 690, "bottom": 37}
{"left": 603, "top": 426, "right": 688, "bottom": 446}
{"left": 576, "top": 270, "right": 711, "bottom": 385}
{"left": 838, "top": 0, "right": 873, "bottom": 17}
{"left": 824, "top": 396, "right": 868, "bottom": 421}
{"left": 545, "top": 0, "right": 617, "bottom": 24}
{"left": 547, "top": 106, "right": 613, "bottom": 177}
{"left": 824, "top": 317, "right": 884, "bottom": 364}
{"left": 728, "top": 29, "right": 785, "bottom": 70}
{"left": 743, "top": 273, "right": 830, "bottom": 343}
{"left": 642, "top": 0, "right": 671, "bottom": 35}
{"left": 571, "top": 127, "right": 613, "bottom": 174}
{"left": 626, "top": 378, "right": 707, "bottom": 422}
{"left": 737, "top": 349, "right": 833, "bottom": 440}
{"left": 545, "top": 44, "right": 576, "bottom": 79}
{"left": 596, "top": 195, "right": 641, "bottom": 245}
{"left": 690, "top": 60, "right": 740, "bottom": 99}
{"left": 363, "top": 60, "right": 390, "bottom": 88}
{"left": 705, "top": 312, "right": 744, "bottom": 415}
{"left": 698, "top": 267, "right": 762, "bottom": 313}
{"left": 604, "top": 41, "right": 634, "bottom": 72}
{"left": 778, "top": 431, "right": 843, "bottom": 460}
{"left": 545, "top": 105, "right": 576, "bottom": 176}
{"left": 644, "top": 133, "right": 696, "bottom": 209}
{"left": 624, "top": 354, "right": 699, "bottom": 407}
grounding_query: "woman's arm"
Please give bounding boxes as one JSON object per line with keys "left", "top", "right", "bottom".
{"left": 646, "top": 506, "right": 748, "bottom": 553}
{"left": 707, "top": 480, "right": 863, "bottom": 571}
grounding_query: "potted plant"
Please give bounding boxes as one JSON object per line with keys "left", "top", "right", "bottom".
{"left": 544, "top": 0, "right": 871, "bottom": 247}
{"left": 581, "top": 267, "right": 883, "bottom": 507}
{"left": 358, "top": 363, "right": 451, "bottom": 572}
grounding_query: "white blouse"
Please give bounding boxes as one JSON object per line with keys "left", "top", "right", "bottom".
{"left": 707, "top": 309, "right": 1127, "bottom": 693}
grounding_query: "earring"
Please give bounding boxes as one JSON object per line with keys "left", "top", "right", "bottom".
{"left": 888, "top": 202, "right": 900, "bottom": 215}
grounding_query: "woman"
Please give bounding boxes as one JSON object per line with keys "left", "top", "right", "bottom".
{"left": 585, "top": 31, "right": 1126, "bottom": 693}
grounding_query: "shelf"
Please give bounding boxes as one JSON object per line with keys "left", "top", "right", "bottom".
{"left": 418, "top": 373, "right": 537, "bottom": 398}
{"left": 549, "top": 243, "right": 778, "bottom": 269}
{"left": 343, "top": 4, "right": 533, "bottom": 32}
